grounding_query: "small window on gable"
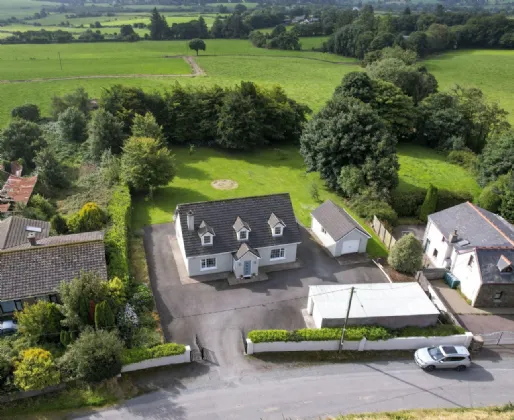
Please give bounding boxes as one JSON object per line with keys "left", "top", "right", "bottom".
{"left": 468, "top": 255, "right": 474, "bottom": 267}
{"left": 238, "top": 230, "right": 248, "bottom": 241}
{"left": 274, "top": 226, "right": 282, "bottom": 236}
{"left": 321, "top": 227, "right": 327, "bottom": 234}
{"left": 494, "top": 291, "right": 503, "bottom": 300}
{"left": 203, "top": 235, "right": 212, "bottom": 245}
{"left": 433, "top": 249, "right": 438, "bottom": 258}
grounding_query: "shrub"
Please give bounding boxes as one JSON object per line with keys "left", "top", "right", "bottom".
{"left": 349, "top": 193, "right": 398, "bottom": 226}
{"left": 117, "top": 303, "right": 139, "bottom": 347}
{"left": 388, "top": 233, "right": 423, "bottom": 274}
{"left": 59, "top": 329, "right": 123, "bottom": 383}
{"left": 131, "top": 327, "right": 162, "bottom": 349}
{"left": 390, "top": 189, "right": 426, "bottom": 217}
{"left": 68, "top": 202, "right": 107, "bottom": 233}
{"left": 435, "top": 189, "right": 473, "bottom": 212}
{"left": 11, "top": 104, "right": 40, "bottom": 122}
{"left": 105, "top": 184, "right": 131, "bottom": 279}
{"left": 130, "top": 284, "right": 154, "bottom": 314}
{"left": 50, "top": 214, "right": 69, "bottom": 234}
{"left": 107, "top": 276, "right": 128, "bottom": 308}
{"left": 477, "top": 183, "right": 503, "bottom": 213}
{"left": 94, "top": 301, "right": 115, "bottom": 330}
{"left": 419, "top": 184, "right": 438, "bottom": 222}
{"left": 15, "top": 301, "right": 63, "bottom": 344}
{"left": 447, "top": 150, "right": 477, "bottom": 171}
{"left": 396, "top": 324, "right": 465, "bottom": 337}
{"left": 121, "top": 343, "right": 186, "bottom": 365}
{"left": 14, "top": 348, "right": 60, "bottom": 391}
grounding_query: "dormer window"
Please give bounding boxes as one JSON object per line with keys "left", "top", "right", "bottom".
{"left": 268, "top": 212, "right": 286, "bottom": 237}
{"left": 233, "top": 217, "right": 251, "bottom": 241}
{"left": 498, "top": 255, "right": 513, "bottom": 273}
{"left": 198, "top": 220, "right": 215, "bottom": 246}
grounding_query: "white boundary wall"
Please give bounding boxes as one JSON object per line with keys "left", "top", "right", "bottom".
{"left": 246, "top": 334, "right": 473, "bottom": 354}
{"left": 121, "top": 346, "right": 191, "bottom": 373}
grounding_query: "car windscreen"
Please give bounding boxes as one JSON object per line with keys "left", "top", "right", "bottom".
{"left": 428, "top": 347, "right": 444, "bottom": 360}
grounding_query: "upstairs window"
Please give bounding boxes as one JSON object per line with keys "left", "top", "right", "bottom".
{"left": 468, "top": 255, "right": 474, "bottom": 267}
{"left": 202, "top": 235, "right": 212, "bottom": 245}
{"left": 238, "top": 230, "right": 248, "bottom": 241}
{"left": 273, "top": 226, "right": 283, "bottom": 236}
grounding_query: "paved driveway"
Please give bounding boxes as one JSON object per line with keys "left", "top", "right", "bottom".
{"left": 144, "top": 223, "right": 388, "bottom": 372}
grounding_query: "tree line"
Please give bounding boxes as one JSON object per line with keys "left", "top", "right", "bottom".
{"left": 299, "top": 46, "right": 514, "bottom": 225}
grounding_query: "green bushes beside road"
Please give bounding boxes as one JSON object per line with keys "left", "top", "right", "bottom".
{"left": 121, "top": 343, "right": 186, "bottom": 365}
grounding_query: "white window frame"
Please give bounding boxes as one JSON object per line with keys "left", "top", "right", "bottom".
{"left": 270, "top": 248, "right": 286, "bottom": 260}
{"left": 272, "top": 226, "right": 283, "bottom": 237}
{"left": 202, "top": 234, "right": 212, "bottom": 246}
{"left": 238, "top": 230, "right": 248, "bottom": 241}
{"left": 201, "top": 257, "right": 217, "bottom": 271}
{"left": 321, "top": 227, "right": 327, "bottom": 234}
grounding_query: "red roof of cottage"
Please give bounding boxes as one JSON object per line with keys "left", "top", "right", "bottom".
{"left": 0, "top": 175, "right": 38, "bottom": 213}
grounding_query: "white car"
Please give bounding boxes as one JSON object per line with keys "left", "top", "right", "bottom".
{"left": 0, "top": 320, "right": 18, "bottom": 336}
{"left": 414, "top": 345, "right": 471, "bottom": 372}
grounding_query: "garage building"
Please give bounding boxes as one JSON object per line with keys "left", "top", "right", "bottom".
{"left": 307, "top": 283, "right": 440, "bottom": 329}
{"left": 311, "top": 200, "right": 371, "bottom": 256}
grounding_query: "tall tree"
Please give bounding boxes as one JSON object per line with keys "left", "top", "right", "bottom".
{"left": 189, "top": 38, "right": 206, "bottom": 55}
{"left": 57, "top": 106, "right": 88, "bottom": 143}
{"left": 88, "top": 109, "right": 125, "bottom": 158}
{"left": 50, "top": 87, "right": 90, "bottom": 119}
{"left": 34, "top": 147, "right": 70, "bottom": 196}
{"left": 197, "top": 16, "right": 209, "bottom": 38}
{"left": 131, "top": 112, "right": 163, "bottom": 141}
{"left": 0, "top": 119, "right": 45, "bottom": 167}
{"left": 149, "top": 8, "right": 169, "bottom": 40}
{"left": 121, "top": 137, "right": 176, "bottom": 193}
{"left": 300, "top": 95, "right": 399, "bottom": 195}
{"left": 478, "top": 131, "right": 514, "bottom": 185}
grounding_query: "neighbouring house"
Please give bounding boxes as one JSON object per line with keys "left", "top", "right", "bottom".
{"left": 174, "top": 193, "right": 302, "bottom": 278}
{"left": 423, "top": 202, "right": 514, "bottom": 307}
{"left": 307, "top": 283, "right": 440, "bottom": 329}
{"left": 0, "top": 164, "right": 38, "bottom": 214}
{"left": 311, "top": 200, "right": 371, "bottom": 257}
{"left": 0, "top": 216, "right": 107, "bottom": 315}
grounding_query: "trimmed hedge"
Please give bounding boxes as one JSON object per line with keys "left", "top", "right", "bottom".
{"left": 121, "top": 343, "right": 186, "bottom": 365}
{"left": 248, "top": 324, "right": 466, "bottom": 343}
{"left": 391, "top": 187, "right": 473, "bottom": 218}
{"left": 105, "top": 184, "right": 131, "bottom": 279}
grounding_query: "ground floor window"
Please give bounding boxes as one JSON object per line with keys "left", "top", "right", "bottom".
{"left": 0, "top": 301, "right": 15, "bottom": 314}
{"left": 433, "top": 248, "right": 438, "bottom": 258}
{"left": 270, "top": 248, "right": 285, "bottom": 260}
{"left": 201, "top": 257, "right": 217, "bottom": 270}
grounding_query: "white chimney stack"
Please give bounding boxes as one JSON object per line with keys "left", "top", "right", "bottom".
{"left": 27, "top": 232, "right": 37, "bottom": 246}
{"left": 187, "top": 210, "right": 194, "bottom": 231}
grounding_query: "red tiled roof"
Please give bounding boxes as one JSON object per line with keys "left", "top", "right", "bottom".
{"left": 0, "top": 175, "right": 37, "bottom": 213}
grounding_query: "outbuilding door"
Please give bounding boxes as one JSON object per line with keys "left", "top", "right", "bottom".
{"left": 341, "top": 239, "right": 360, "bottom": 254}
{"left": 243, "top": 260, "right": 252, "bottom": 277}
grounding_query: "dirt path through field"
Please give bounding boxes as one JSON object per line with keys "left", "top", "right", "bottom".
{"left": 0, "top": 55, "right": 205, "bottom": 84}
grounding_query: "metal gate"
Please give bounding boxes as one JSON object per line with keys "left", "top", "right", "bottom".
{"left": 481, "top": 331, "right": 514, "bottom": 346}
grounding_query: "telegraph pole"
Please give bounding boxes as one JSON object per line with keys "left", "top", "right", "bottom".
{"left": 338, "top": 286, "right": 355, "bottom": 353}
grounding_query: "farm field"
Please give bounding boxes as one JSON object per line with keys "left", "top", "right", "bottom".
{"left": 131, "top": 145, "right": 389, "bottom": 257}
{"left": 396, "top": 144, "right": 481, "bottom": 198}
{"left": 0, "top": 40, "right": 357, "bottom": 125}
{"left": 425, "top": 49, "right": 514, "bottom": 123}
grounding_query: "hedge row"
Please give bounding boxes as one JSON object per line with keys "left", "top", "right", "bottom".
{"left": 247, "top": 324, "right": 466, "bottom": 343}
{"left": 391, "top": 187, "right": 473, "bottom": 218}
{"left": 121, "top": 343, "right": 186, "bottom": 365}
{"left": 105, "top": 183, "right": 132, "bottom": 279}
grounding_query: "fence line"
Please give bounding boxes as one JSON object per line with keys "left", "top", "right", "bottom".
{"left": 372, "top": 215, "right": 397, "bottom": 250}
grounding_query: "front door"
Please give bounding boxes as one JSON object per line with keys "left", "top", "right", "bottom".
{"left": 243, "top": 260, "right": 252, "bottom": 277}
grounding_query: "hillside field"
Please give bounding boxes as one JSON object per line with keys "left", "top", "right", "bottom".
{"left": 426, "top": 49, "right": 514, "bottom": 123}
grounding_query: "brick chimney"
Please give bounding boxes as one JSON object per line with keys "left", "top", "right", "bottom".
{"left": 27, "top": 232, "right": 37, "bottom": 246}
{"left": 187, "top": 210, "right": 195, "bottom": 231}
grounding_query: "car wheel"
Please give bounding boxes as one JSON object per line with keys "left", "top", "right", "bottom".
{"left": 455, "top": 365, "right": 467, "bottom": 372}
{"left": 424, "top": 365, "right": 435, "bottom": 372}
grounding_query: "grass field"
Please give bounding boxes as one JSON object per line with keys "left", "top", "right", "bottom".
{"left": 396, "top": 144, "right": 481, "bottom": 198}
{"left": 425, "top": 49, "right": 514, "bottom": 123}
{"left": 131, "top": 145, "right": 388, "bottom": 257}
{"left": 0, "top": 40, "right": 357, "bottom": 125}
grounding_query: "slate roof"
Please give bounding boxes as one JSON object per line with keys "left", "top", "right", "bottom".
{"left": 475, "top": 248, "right": 514, "bottom": 285}
{"left": 311, "top": 200, "right": 371, "bottom": 241}
{"left": 0, "top": 231, "right": 107, "bottom": 301}
{"left": 0, "top": 216, "right": 50, "bottom": 250}
{"left": 429, "top": 202, "right": 514, "bottom": 248}
{"left": 234, "top": 243, "right": 260, "bottom": 261}
{"left": 176, "top": 193, "right": 301, "bottom": 258}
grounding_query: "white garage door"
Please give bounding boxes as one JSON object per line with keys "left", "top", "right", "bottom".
{"left": 341, "top": 239, "right": 360, "bottom": 254}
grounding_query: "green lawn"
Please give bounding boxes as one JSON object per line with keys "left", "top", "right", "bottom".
{"left": 425, "top": 49, "right": 514, "bottom": 123}
{"left": 396, "top": 144, "right": 481, "bottom": 198}
{"left": 132, "top": 146, "right": 388, "bottom": 258}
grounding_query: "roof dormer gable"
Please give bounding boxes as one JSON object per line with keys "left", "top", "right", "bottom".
{"left": 498, "top": 255, "right": 513, "bottom": 273}
{"left": 268, "top": 213, "right": 286, "bottom": 237}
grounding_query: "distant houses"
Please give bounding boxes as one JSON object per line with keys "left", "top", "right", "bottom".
{"left": 0, "top": 163, "right": 37, "bottom": 214}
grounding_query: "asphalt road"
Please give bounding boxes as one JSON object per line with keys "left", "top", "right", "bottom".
{"left": 77, "top": 358, "right": 514, "bottom": 420}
